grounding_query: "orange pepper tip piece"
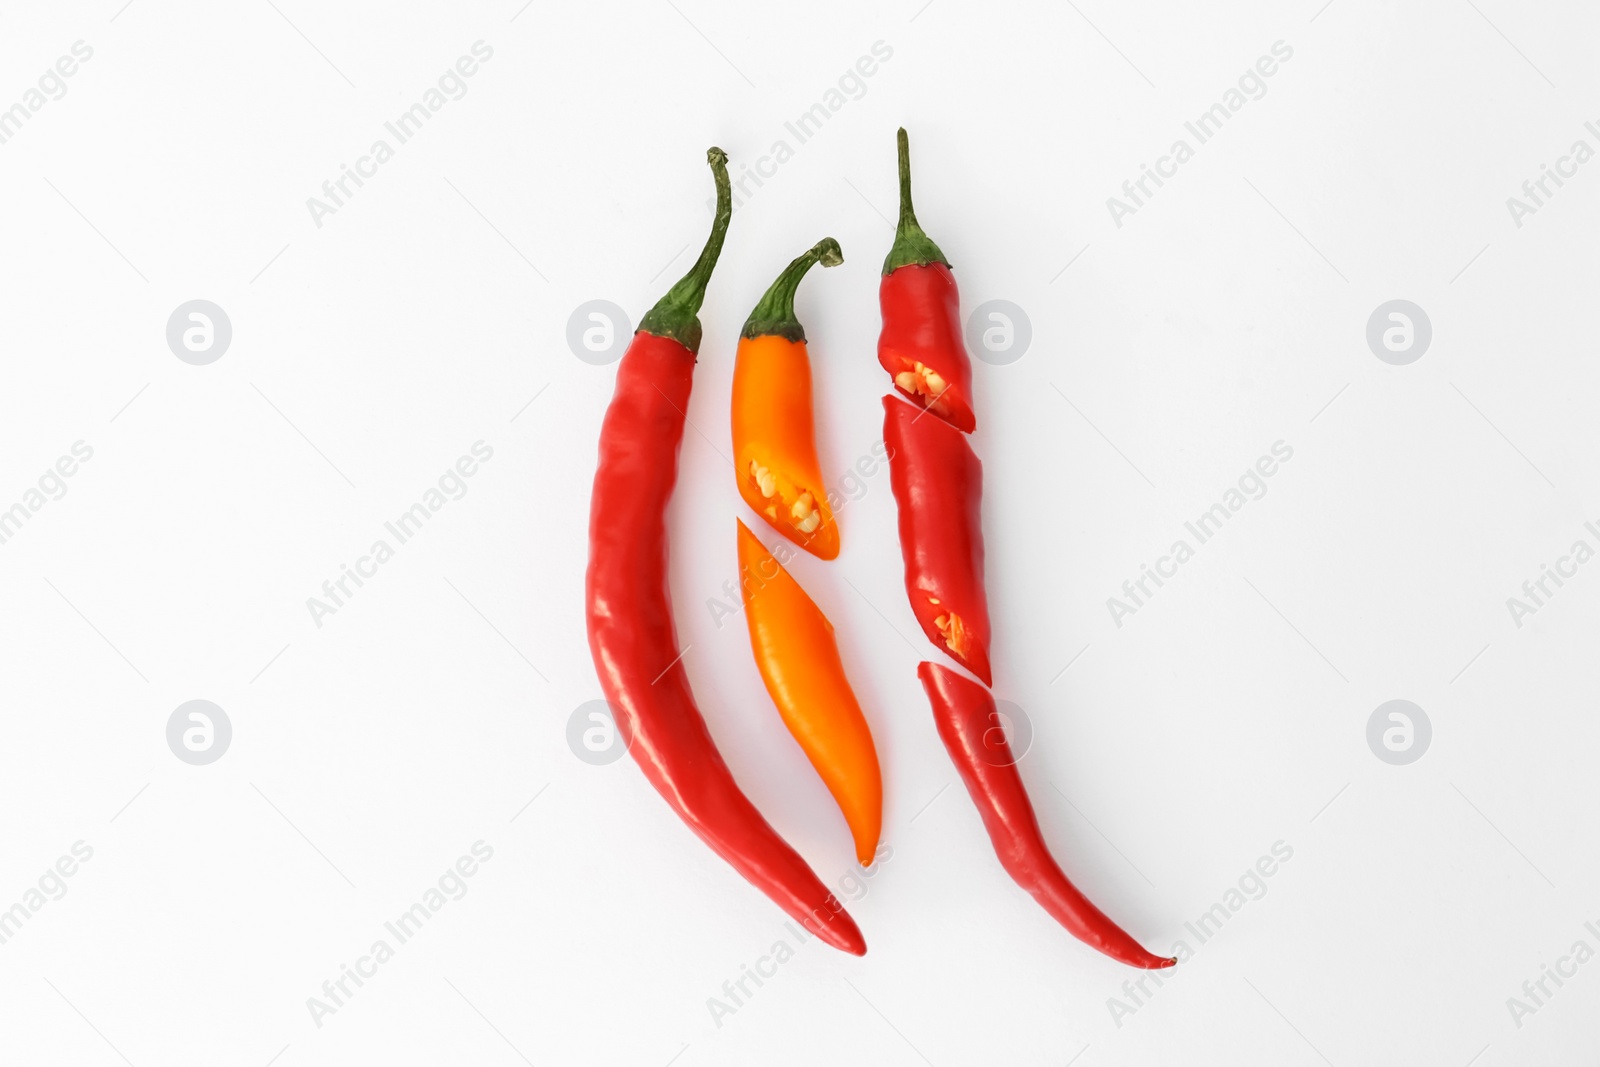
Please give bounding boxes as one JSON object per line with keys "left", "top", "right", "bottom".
{"left": 848, "top": 812, "right": 882, "bottom": 868}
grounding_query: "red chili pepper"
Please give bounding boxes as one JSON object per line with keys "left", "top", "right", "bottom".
{"left": 882, "top": 393, "right": 992, "bottom": 686}
{"left": 585, "top": 148, "right": 865, "bottom": 956}
{"left": 918, "top": 662, "right": 1175, "bottom": 969}
{"left": 878, "top": 128, "right": 976, "bottom": 435}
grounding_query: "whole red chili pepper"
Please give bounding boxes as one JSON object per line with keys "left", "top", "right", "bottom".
{"left": 883, "top": 393, "right": 992, "bottom": 686}
{"left": 918, "top": 662, "right": 1175, "bottom": 969}
{"left": 878, "top": 128, "right": 976, "bottom": 435}
{"left": 585, "top": 148, "right": 865, "bottom": 956}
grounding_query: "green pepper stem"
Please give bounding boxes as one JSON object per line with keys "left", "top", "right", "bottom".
{"left": 882, "top": 128, "right": 949, "bottom": 274}
{"left": 741, "top": 237, "right": 843, "bottom": 342}
{"left": 639, "top": 147, "right": 732, "bottom": 353}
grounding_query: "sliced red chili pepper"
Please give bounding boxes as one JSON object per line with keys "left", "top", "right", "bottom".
{"left": 586, "top": 148, "right": 865, "bottom": 956}
{"left": 879, "top": 128, "right": 976, "bottom": 435}
{"left": 883, "top": 393, "right": 992, "bottom": 686}
{"left": 918, "top": 662, "right": 1175, "bottom": 970}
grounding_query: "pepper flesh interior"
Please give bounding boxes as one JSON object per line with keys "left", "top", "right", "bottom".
{"left": 893, "top": 360, "right": 954, "bottom": 420}
{"left": 749, "top": 459, "right": 823, "bottom": 537}
{"left": 931, "top": 600, "right": 972, "bottom": 660}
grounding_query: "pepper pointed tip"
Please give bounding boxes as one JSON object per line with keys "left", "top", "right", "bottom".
{"left": 808, "top": 908, "right": 868, "bottom": 956}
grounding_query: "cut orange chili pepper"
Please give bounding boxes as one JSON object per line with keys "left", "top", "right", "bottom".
{"left": 731, "top": 238, "right": 843, "bottom": 560}
{"left": 736, "top": 518, "right": 882, "bottom": 866}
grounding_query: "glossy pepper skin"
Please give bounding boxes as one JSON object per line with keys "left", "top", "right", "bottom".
{"left": 585, "top": 148, "right": 865, "bottom": 956}
{"left": 879, "top": 128, "right": 976, "bottom": 435}
{"left": 918, "top": 663, "right": 1176, "bottom": 970}
{"left": 732, "top": 238, "right": 844, "bottom": 559}
{"left": 736, "top": 519, "right": 882, "bottom": 865}
{"left": 883, "top": 393, "right": 992, "bottom": 686}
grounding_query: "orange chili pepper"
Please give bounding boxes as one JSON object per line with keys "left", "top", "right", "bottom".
{"left": 731, "top": 238, "right": 843, "bottom": 560}
{"left": 736, "top": 518, "right": 882, "bottom": 865}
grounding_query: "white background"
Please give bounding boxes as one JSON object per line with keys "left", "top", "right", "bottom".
{"left": 1, "top": 0, "right": 1597, "bottom": 1064}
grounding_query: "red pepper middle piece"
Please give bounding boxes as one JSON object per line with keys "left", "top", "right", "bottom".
{"left": 586, "top": 148, "right": 865, "bottom": 956}
{"left": 878, "top": 128, "right": 976, "bottom": 435}
{"left": 918, "top": 662, "right": 1176, "bottom": 970}
{"left": 882, "top": 393, "right": 992, "bottom": 686}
